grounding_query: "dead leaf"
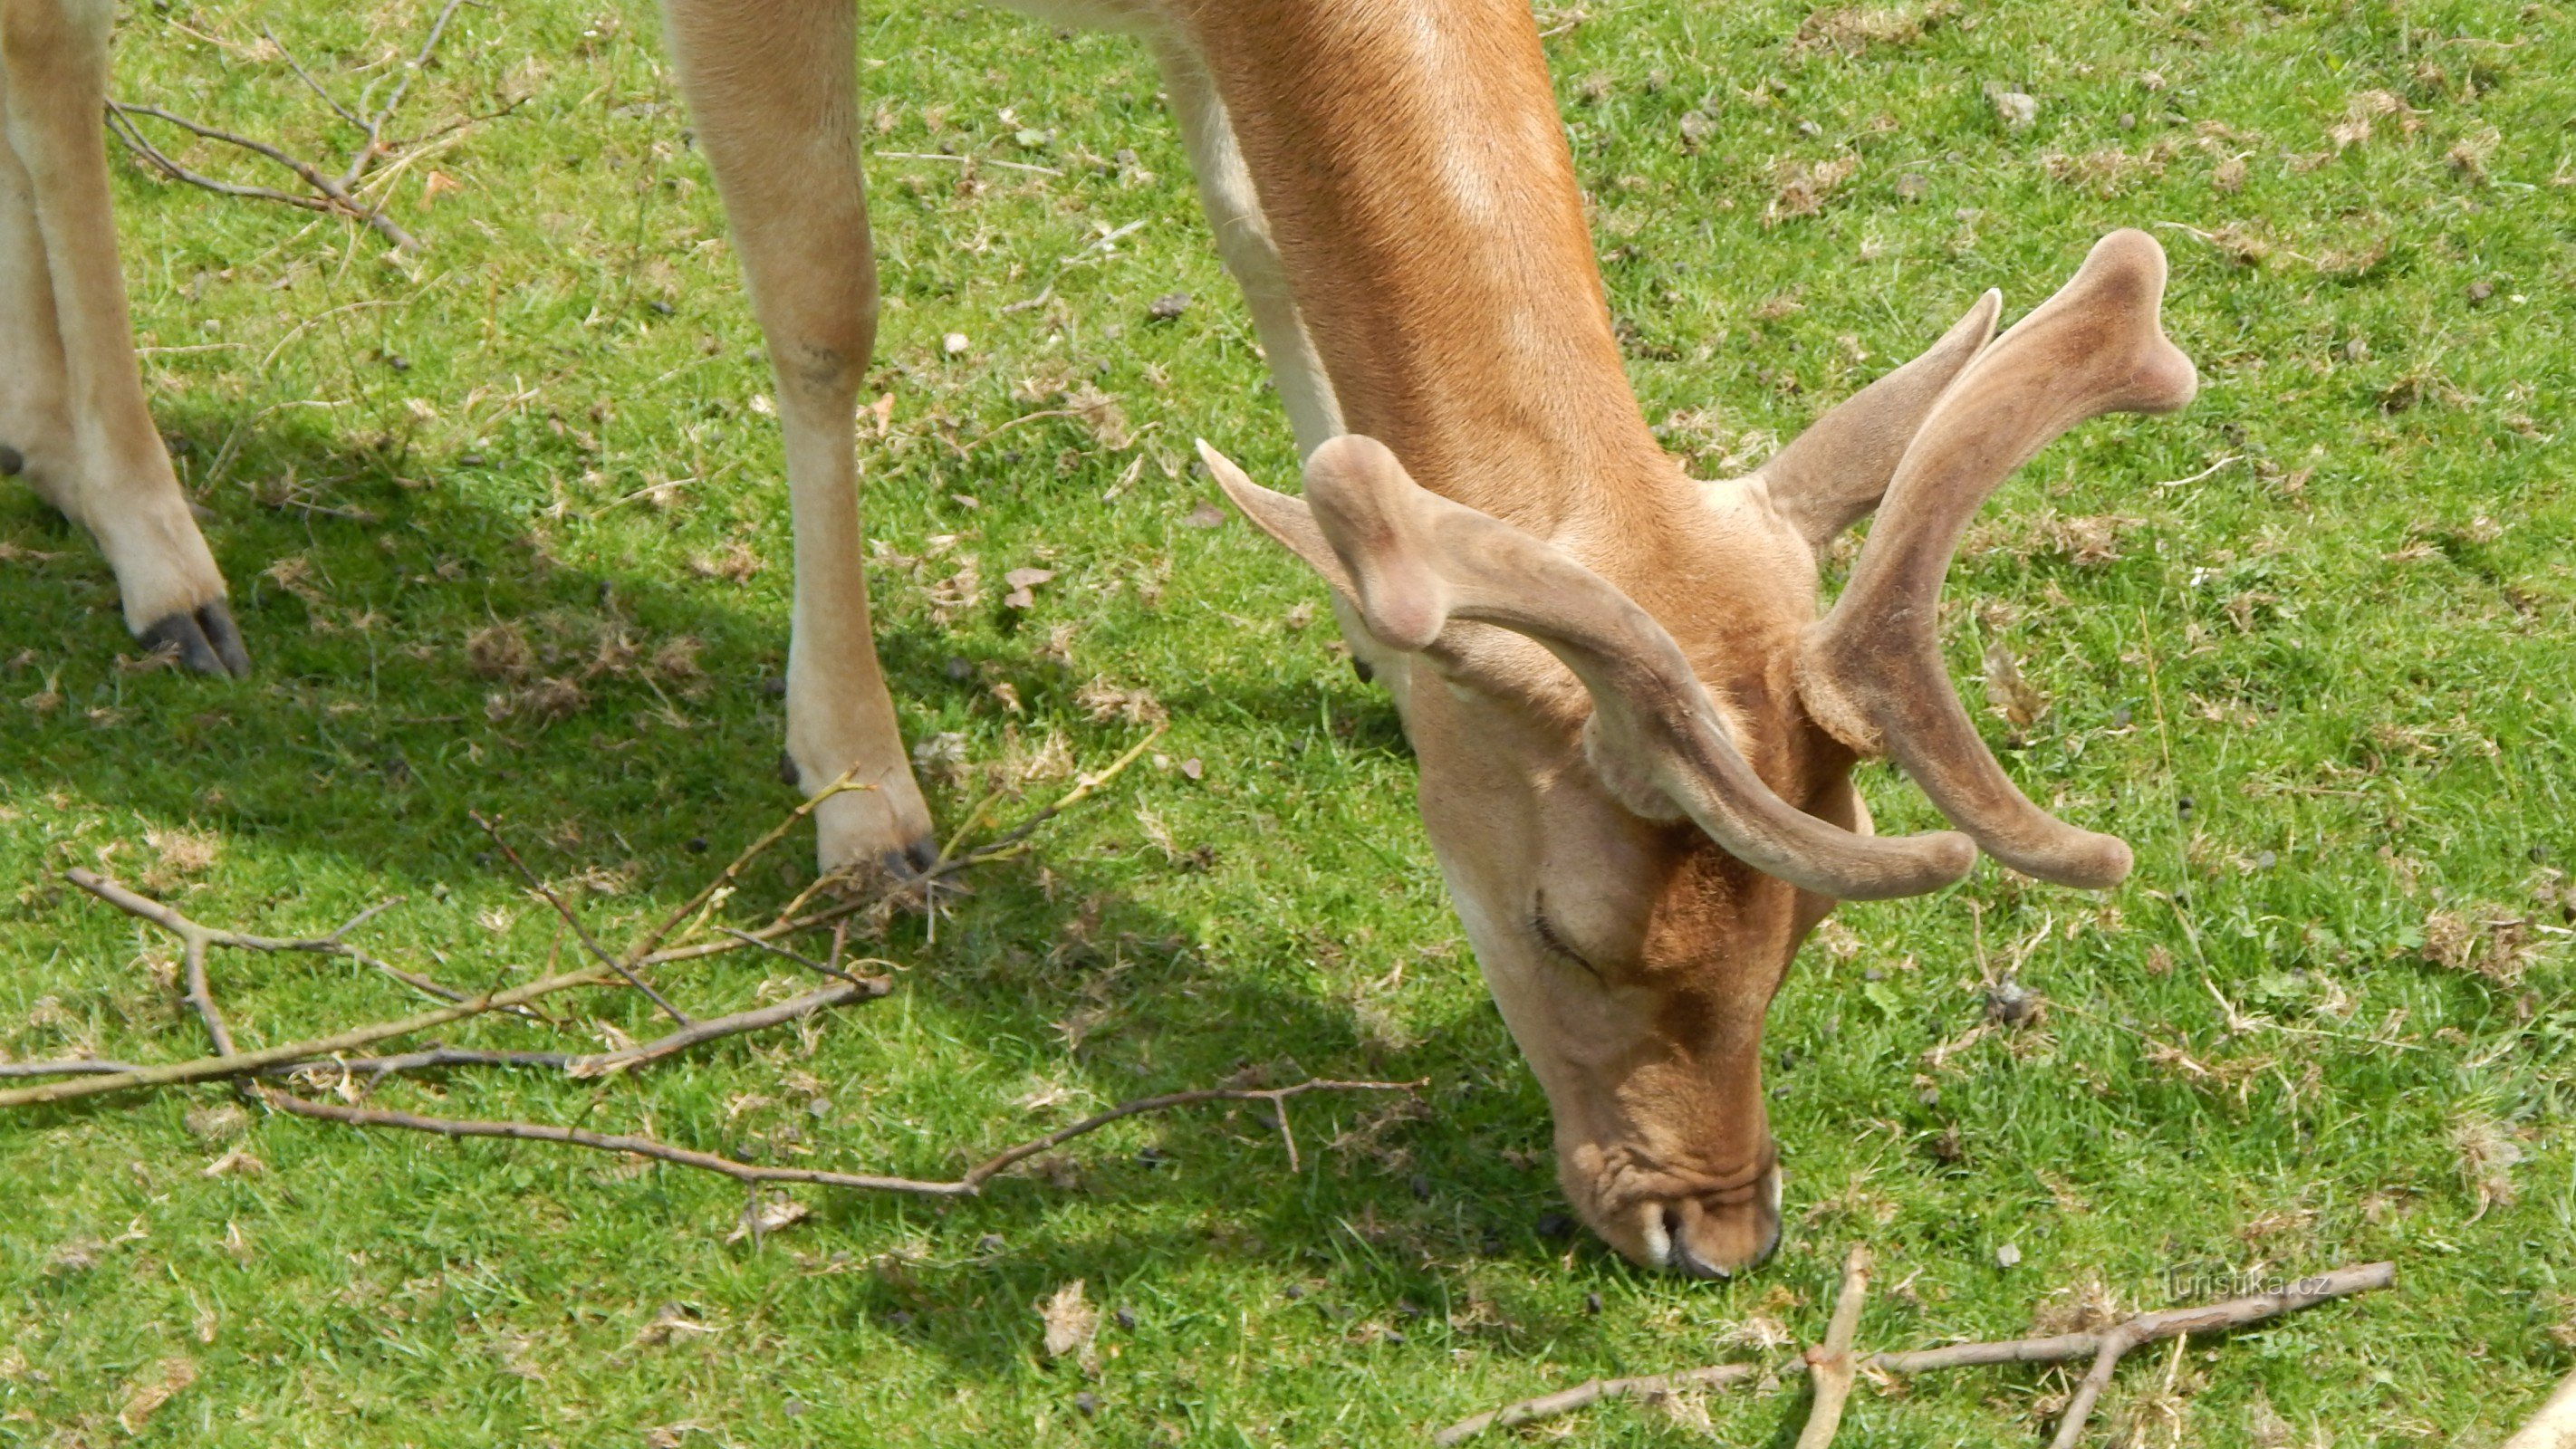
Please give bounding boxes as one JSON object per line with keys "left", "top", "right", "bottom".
{"left": 201, "top": 1148, "right": 266, "bottom": 1178}
{"left": 687, "top": 541, "right": 763, "bottom": 583}
{"left": 725, "top": 1194, "right": 810, "bottom": 1243}
{"left": 632, "top": 1303, "right": 724, "bottom": 1348}
{"left": 1039, "top": 1279, "right": 1100, "bottom": 1365}
{"left": 117, "top": 1358, "right": 197, "bottom": 1434}
{"left": 1987, "top": 85, "right": 2039, "bottom": 130}
{"left": 1183, "top": 500, "right": 1227, "bottom": 529}
{"left": 1980, "top": 638, "right": 2045, "bottom": 728}
{"left": 1002, "top": 566, "right": 1056, "bottom": 609}
{"left": 1764, "top": 155, "right": 1858, "bottom": 226}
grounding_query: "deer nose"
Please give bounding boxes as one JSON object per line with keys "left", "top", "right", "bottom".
{"left": 1645, "top": 1166, "right": 1783, "bottom": 1278}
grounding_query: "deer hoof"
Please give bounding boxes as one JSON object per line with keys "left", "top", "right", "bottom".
{"left": 138, "top": 600, "right": 251, "bottom": 677}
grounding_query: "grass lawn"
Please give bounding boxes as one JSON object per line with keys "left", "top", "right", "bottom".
{"left": 4, "top": 0, "right": 2573, "bottom": 1443}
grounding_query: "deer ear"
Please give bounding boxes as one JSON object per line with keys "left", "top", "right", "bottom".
{"left": 1200, "top": 439, "right": 1357, "bottom": 598}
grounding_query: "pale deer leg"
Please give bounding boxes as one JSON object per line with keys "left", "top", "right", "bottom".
{"left": 1151, "top": 35, "right": 1342, "bottom": 457}
{"left": 658, "top": 0, "right": 933, "bottom": 875}
{"left": 0, "top": 0, "right": 244, "bottom": 674}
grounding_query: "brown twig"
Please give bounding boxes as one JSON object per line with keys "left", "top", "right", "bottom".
{"left": 253, "top": 1077, "right": 1419, "bottom": 1199}
{"left": 2033, "top": 1262, "right": 2393, "bottom": 1449}
{"left": 1429, "top": 1261, "right": 2395, "bottom": 1444}
{"left": 62, "top": 869, "right": 495, "bottom": 1015}
{"left": 563, "top": 980, "right": 884, "bottom": 1078}
{"left": 104, "top": 0, "right": 481, "bottom": 251}
{"left": 626, "top": 767, "right": 871, "bottom": 964}
{"left": 0, "top": 961, "right": 616, "bottom": 1108}
{"left": 256, "top": 980, "right": 880, "bottom": 1085}
{"left": 107, "top": 101, "right": 417, "bottom": 249}
{"left": 1796, "top": 1244, "right": 1872, "bottom": 1449}
{"left": 472, "top": 811, "right": 691, "bottom": 1026}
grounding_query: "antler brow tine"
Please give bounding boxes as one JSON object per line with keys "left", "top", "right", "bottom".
{"left": 1799, "top": 229, "right": 2196, "bottom": 888}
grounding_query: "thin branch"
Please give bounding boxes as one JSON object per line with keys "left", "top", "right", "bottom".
{"left": 625, "top": 767, "right": 871, "bottom": 964}
{"left": 252, "top": 1077, "right": 1418, "bottom": 1199}
{"left": 472, "top": 811, "right": 691, "bottom": 1026}
{"left": 1430, "top": 1366, "right": 1761, "bottom": 1445}
{"left": 565, "top": 980, "right": 884, "bottom": 1079}
{"left": 2037, "top": 1262, "right": 2393, "bottom": 1449}
{"left": 62, "top": 868, "right": 519, "bottom": 1017}
{"left": 0, "top": 961, "right": 615, "bottom": 1108}
{"left": 264, "top": 25, "right": 365, "bottom": 129}
{"left": 928, "top": 722, "right": 1167, "bottom": 873}
{"left": 711, "top": 926, "right": 874, "bottom": 989}
{"left": 1796, "top": 1244, "right": 1871, "bottom": 1449}
{"left": 341, "top": 0, "right": 468, "bottom": 192}
{"left": 0, "top": 1060, "right": 149, "bottom": 1079}
{"left": 107, "top": 101, "right": 417, "bottom": 248}
{"left": 1430, "top": 1262, "right": 2394, "bottom": 1444}
{"left": 958, "top": 1077, "right": 1418, "bottom": 1191}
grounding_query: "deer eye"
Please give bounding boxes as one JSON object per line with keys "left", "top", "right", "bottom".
{"left": 1530, "top": 893, "right": 1602, "bottom": 980}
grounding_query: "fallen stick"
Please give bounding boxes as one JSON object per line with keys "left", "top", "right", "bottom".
{"left": 473, "top": 811, "right": 691, "bottom": 1026}
{"left": 0, "top": 963, "right": 616, "bottom": 1108}
{"left": 0, "top": 982, "right": 879, "bottom": 1091}
{"left": 104, "top": 0, "right": 479, "bottom": 252}
{"left": 563, "top": 979, "right": 884, "bottom": 1078}
{"left": 1796, "top": 1244, "right": 1872, "bottom": 1449}
{"left": 2033, "top": 1262, "right": 2394, "bottom": 1449}
{"left": 1429, "top": 1261, "right": 2395, "bottom": 1444}
{"left": 63, "top": 871, "right": 498, "bottom": 1014}
{"left": 255, "top": 1077, "right": 1420, "bottom": 1198}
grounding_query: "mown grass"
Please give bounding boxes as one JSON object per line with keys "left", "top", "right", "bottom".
{"left": 3, "top": 0, "right": 2571, "bottom": 1444}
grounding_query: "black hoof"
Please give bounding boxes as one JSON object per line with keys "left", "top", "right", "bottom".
{"left": 138, "top": 600, "right": 251, "bottom": 677}
{"left": 1351, "top": 657, "right": 1375, "bottom": 685}
{"left": 882, "top": 835, "right": 941, "bottom": 880}
{"left": 0, "top": 444, "right": 22, "bottom": 476}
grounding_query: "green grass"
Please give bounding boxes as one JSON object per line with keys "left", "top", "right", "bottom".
{"left": 4, "top": 0, "right": 2573, "bottom": 1443}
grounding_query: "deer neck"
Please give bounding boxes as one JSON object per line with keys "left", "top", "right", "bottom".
{"left": 1182, "top": 0, "right": 1674, "bottom": 536}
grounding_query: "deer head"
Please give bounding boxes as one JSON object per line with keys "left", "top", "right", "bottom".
{"left": 1209, "top": 230, "right": 2196, "bottom": 1274}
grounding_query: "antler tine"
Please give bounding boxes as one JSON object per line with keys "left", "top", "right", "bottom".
{"left": 1798, "top": 229, "right": 2197, "bottom": 888}
{"left": 1209, "top": 437, "right": 1977, "bottom": 901}
{"left": 1762, "top": 289, "right": 2001, "bottom": 550}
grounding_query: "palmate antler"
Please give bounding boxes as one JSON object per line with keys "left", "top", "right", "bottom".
{"left": 1209, "top": 229, "right": 2194, "bottom": 899}
{"left": 1206, "top": 436, "right": 1978, "bottom": 901}
{"left": 1793, "top": 229, "right": 2196, "bottom": 887}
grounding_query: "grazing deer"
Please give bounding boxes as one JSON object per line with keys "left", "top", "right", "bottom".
{"left": 0, "top": 0, "right": 2194, "bottom": 1272}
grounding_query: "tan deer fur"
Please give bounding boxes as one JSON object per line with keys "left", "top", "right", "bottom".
{"left": 0, "top": 0, "right": 2194, "bottom": 1273}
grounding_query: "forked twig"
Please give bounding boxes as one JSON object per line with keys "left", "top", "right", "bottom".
{"left": 106, "top": 101, "right": 416, "bottom": 249}
{"left": 253, "top": 1077, "right": 1420, "bottom": 1198}
{"left": 1430, "top": 1261, "right": 2394, "bottom": 1444}
{"left": 62, "top": 869, "right": 495, "bottom": 1014}
{"left": 105, "top": 0, "right": 488, "bottom": 252}
{"left": 0, "top": 960, "right": 618, "bottom": 1108}
{"left": 4, "top": 982, "right": 879, "bottom": 1086}
{"left": 5, "top": 726, "right": 1174, "bottom": 1109}
{"left": 624, "top": 766, "right": 872, "bottom": 964}
{"left": 2032, "top": 1262, "right": 2393, "bottom": 1449}
{"left": 1796, "top": 1244, "right": 1872, "bottom": 1449}
{"left": 472, "top": 811, "right": 691, "bottom": 1026}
